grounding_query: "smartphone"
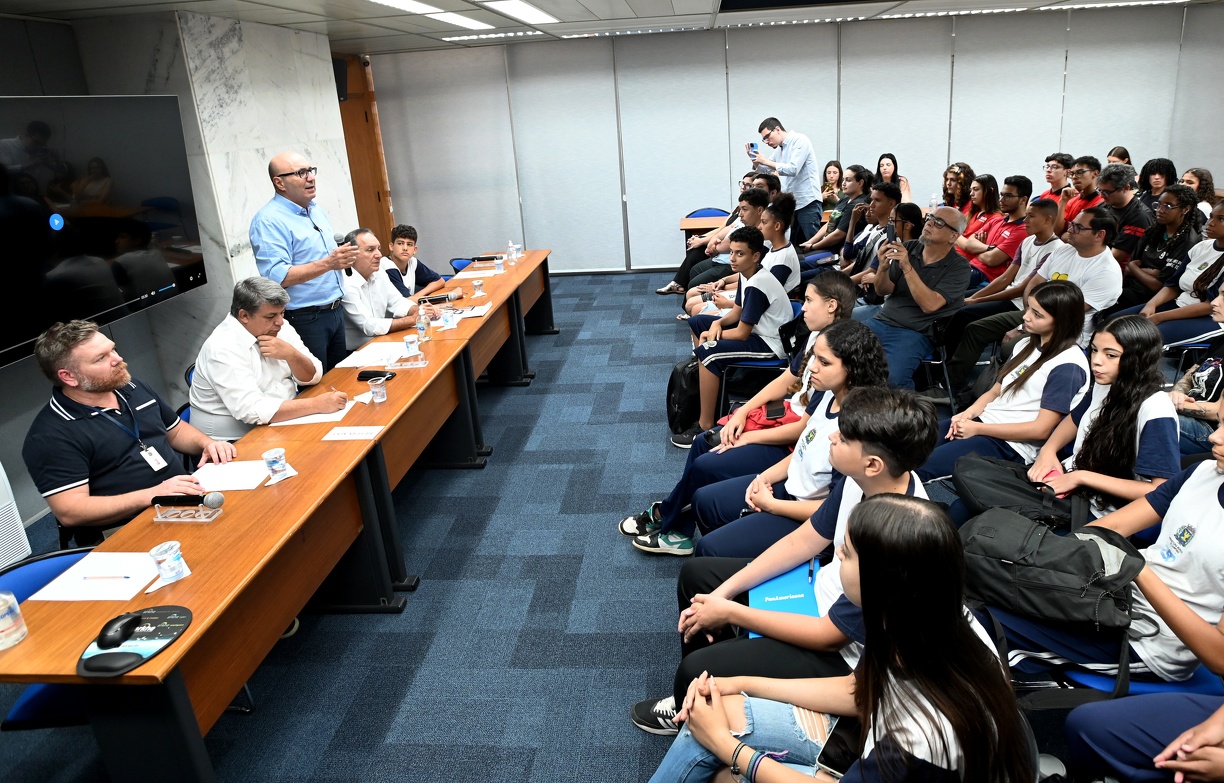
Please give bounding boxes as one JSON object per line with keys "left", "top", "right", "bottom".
{"left": 885, "top": 223, "right": 896, "bottom": 243}
{"left": 814, "top": 717, "right": 860, "bottom": 779}
{"left": 357, "top": 370, "right": 396, "bottom": 382}
{"left": 764, "top": 400, "right": 787, "bottom": 420}
{"left": 748, "top": 142, "right": 758, "bottom": 157}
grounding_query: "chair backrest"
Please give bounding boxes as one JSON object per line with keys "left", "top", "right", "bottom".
{"left": 791, "top": 301, "right": 802, "bottom": 318}
{"left": 450, "top": 258, "right": 473, "bottom": 274}
{"left": 686, "top": 207, "right": 730, "bottom": 218}
{"left": 0, "top": 548, "right": 93, "bottom": 603}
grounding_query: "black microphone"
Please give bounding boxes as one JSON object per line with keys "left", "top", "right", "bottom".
{"left": 151, "top": 492, "right": 224, "bottom": 509}
{"left": 333, "top": 232, "right": 353, "bottom": 276}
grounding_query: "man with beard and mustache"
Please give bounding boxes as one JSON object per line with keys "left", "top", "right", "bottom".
{"left": 23, "top": 320, "right": 236, "bottom": 546}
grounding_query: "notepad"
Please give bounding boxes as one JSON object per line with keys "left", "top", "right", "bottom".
{"left": 322, "top": 426, "right": 383, "bottom": 441}
{"left": 270, "top": 400, "right": 356, "bottom": 425}
{"left": 192, "top": 460, "right": 269, "bottom": 491}
{"left": 30, "top": 552, "right": 160, "bottom": 601}
{"left": 746, "top": 562, "right": 821, "bottom": 639}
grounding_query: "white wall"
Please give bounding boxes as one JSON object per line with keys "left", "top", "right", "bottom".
{"left": 373, "top": 5, "right": 1224, "bottom": 272}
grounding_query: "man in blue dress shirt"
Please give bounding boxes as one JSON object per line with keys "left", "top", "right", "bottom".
{"left": 249, "top": 151, "right": 358, "bottom": 371}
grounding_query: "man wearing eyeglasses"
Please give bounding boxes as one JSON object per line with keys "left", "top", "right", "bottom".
{"left": 249, "top": 151, "right": 358, "bottom": 372}
{"left": 864, "top": 206, "right": 971, "bottom": 389}
{"left": 1036, "top": 153, "right": 1074, "bottom": 203}
{"left": 1097, "top": 163, "right": 1154, "bottom": 269}
{"left": 1054, "top": 156, "right": 1104, "bottom": 235}
{"left": 747, "top": 117, "right": 822, "bottom": 246}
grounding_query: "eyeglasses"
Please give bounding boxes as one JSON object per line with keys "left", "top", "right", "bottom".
{"left": 925, "top": 214, "right": 952, "bottom": 230}
{"left": 1068, "top": 168, "right": 1091, "bottom": 177}
{"left": 1154, "top": 202, "right": 1184, "bottom": 212}
{"left": 1044, "top": 164, "right": 1064, "bottom": 171}
{"left": 274, "top": 166, "right": 317, "bottom": 179}
{"left": 760, "top": 129, "right": 774, "bottom": 142}
{"left": 1066, "top": 221, "right": 1094, "bottom": 234}
{"left": 1097, "top": 187, "right": 1118, "bottom": 197}
{"left": 999, "top": 192, "right": 1020, "bottom": 200}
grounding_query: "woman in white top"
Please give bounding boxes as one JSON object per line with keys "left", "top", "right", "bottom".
{"left": 918, "top": 279, "right": 1090, "bottom": 481}
{"left": 874, "top": 153, "right": 911, "bottom": 206}
{"left": 647, "top": 494, "right": 1034, "bottom": 783}
{"left": 1028, "top": 315, "right": 1180, "bottom": 520}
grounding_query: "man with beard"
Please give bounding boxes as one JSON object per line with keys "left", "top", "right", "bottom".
{"left": 23, "top": 320, "right": 236, "bottom": 546}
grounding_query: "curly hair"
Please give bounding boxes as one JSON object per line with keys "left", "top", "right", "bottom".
{"left": 943, "top": 162, "right": 976, "bottom": 210}
{"left": 821, "top": 318, "right": 889, "bottom": 393}
{"left": 1073, "top": 316, "right": 1165, "bottom": 509}
{"left": 1186, "top": 167, "right": 1220, "bottom": 208}
{"left": 1139, "top": 157, "right": 1178, "bottom": 195}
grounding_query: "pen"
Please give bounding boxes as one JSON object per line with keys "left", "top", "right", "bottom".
{"left": 83, "top": 575, "right": 130, "bottom": 580}
{"left": 807, "top": 557, "right": 815, "bottom": 584}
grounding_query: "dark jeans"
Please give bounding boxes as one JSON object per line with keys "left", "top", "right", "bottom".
{"left": 673, "top": 245, "right": 712, "bottom": 288}
{"left": 947, "top": 310, "right": 1023, "bottom": 390}
{"left": 687, "top": 260, "right": 732, "bottom": 289}
{"left": 791, "top": 200, "right": 825, "bottom": 248}
{"left": 942, "top": 300, "right": 1019, "bottom": 365}
{"left": 284, "top": 305, "right": 347, "bottom": 373}
{"left": 864, "top": 317, "right": 934, "bottom": 390}
{"left": 658, "top": 433, "right": 791, "bottom": 536}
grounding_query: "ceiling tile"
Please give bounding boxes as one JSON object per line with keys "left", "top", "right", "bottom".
{"left": 575, "top": 0, "right": 638, "bottom": 20}
{"left": 331, "top": 31, "right": 451, "bottom": 50}
{"left": 669, "top": 0, "right": 712, "bottom": 14}
{"left": 351, "top": 13, "right": 441, "bottom": 31}
{"left": 506, "top": 0, "right": 599, "bottom": 21}
{"left": 284, "top": 18, "right": 407, "bottom": 34}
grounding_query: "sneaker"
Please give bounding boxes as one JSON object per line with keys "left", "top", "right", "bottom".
{"left": 656, "top": 282, "right": 685, "bottom": 295}
{"left": 619, "top": 502, "right": 663, "bottom": 536}
{"left": 632, "top": 531, "right": 694, "bottom": 556}
{"left": 916, "top": 384, "right": 953, "bottom": 405}
{"left": 670, "top": 423, "right": 704, "bottom": 449}
{"left": 631, "top": 695, "right": 680, "bottom": 735}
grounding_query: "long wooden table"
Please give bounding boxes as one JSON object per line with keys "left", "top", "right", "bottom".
{"left": 0, "top": 250, "right": 557, "bottom": 781}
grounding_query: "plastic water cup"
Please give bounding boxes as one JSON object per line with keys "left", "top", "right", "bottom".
{"left": 368, "top": 376, "right": 387, "bottom": 403}
{"left": 494, "top": 257, "right": 505, "bottom": 273}
{"left": 0, "top": 591, "right": 28, "bottom": 650}
{"left": 404, "top": 333, "right": 420, "bottom": 356}
{"left": 262, "top": 447, "right": 287, "bottom": 476}
{"left": 473, "top": 279, "right": 485, "bottom": 297}
{"left": 150, "top": 541, "right": 186, "bottom": 582}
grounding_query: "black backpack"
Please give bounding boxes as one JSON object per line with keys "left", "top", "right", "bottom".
{"left": 666, "top": 357, "right": 700, "bottom": 434}
{"left": 952, "top": 455, "right": 1091, "bottom": 531}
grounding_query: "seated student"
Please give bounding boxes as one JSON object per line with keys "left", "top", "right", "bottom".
{"left": 797, "top": 165, "right": 871, "bottom": 259}
{"left": 820, "top": 161, "right": 842, "bottom": 210}
{"left": 676, "top": 321, "right": 889, "bottom": 559}
{"left": 646, "top": 495, "right": 1033, "bottom": 783}
{"left": 658, "top": 172, "right": 756, "bottom": 295}
{"left": 1055, "top": 155, "right": 1105, "bottom": 234}
{"left": 379, "top": 224, "right": 444, "bottom": 301}
{"left": 1110, "top": 183, "right": 1201, "bottom": 314}
{"left": 1138, "top": 156, "right": 1179, "bottom": 212}
{"left": 919, "top": 280, "right": 1089, "bottom": 481}
{"left": 1170, "top": 291, "right": 1224, "bottom": 455}
{"left": 620, "top": 274, "right": 856, "bottom": 546}
{"left": 751, "top": 172, "right": 781, "bottom": 204}
{"left": 874, "top": 152, "right": 911, "bottom": 204}
{"left": 1114, "top": 202, "right": 1224, "bottom": 344}
{"left": 838, "top": 181, "right": 901, "bottom": 280}
{"left": 673, "top": 227, "right": 793, "bottom": 448}
{"left": 864, "top": 207, "right": 972, "bottom": 389}
{"left": 1183, "top": 167, "right": 1221, "bottom": 221}
{"left": 22, "top": 320, "right": 236, "bottom": 546}
{"left": 943, "top": 161, "right": 975, "bottom": 215}
{"left": 1066, "top": 693, "right": 1224, "bottom": 783}
{"left": 340, "top": 227, "right": 438, "bottom": 351}
{"left": 191, "top": 277, "right": 348, "bottom": 440}
{"left": 1027, "top": 315, "right": 1178, "bottom": 519}
{"left": 954, "top": 174, "right": 1004, "bottom": 267}
{"left": 956, "top": 175, "right": 1031, "bottom": 288}
{"left": 1036, "top": 152, "right": 1074, "bottom": 202}
{"left": 681, "top": 187, "right": 770, "bottom": 300}
{"left": 938, "top": 197, "right": 1064, "bottom": 390}
{"left": 1098, "top": 162, "right": 1155, "bottom": 268}
{"left": 991, "top": 411, "right": 1224, "bottom": 688}
{"left": 630, "top": 388, "right": 937, "bottom": 735}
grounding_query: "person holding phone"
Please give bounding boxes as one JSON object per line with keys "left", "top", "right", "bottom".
{"left": 746, "top": 118, "right": 823, "bottom": 247}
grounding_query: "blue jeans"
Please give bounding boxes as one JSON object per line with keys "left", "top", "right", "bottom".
{"left": 1180, "top": 414, "right": 1215, "bottom": 456}
{"left": 648, "top": 696, "right": 833, "bottom": 783}
{"left": 284, "top": 306, "right": 347, "bottom": 372}
{"left": 1112, "top": 302, "right": 1222, "bottom": 344}
{"left": 864, "top": 317, "right": 934, "bottom": 390}
{"left": 792, "top": 200, "right": 825, "bottom": 248}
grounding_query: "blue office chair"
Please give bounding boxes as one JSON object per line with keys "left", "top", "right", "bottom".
{"left": 450, "top": 258, "right": 473, "bottom": 275}
{"left": 685, "top": 207, "right": 730, "bottom": 219}
{"left": 714, "top": 301, "right": 802, "bottom": 418}
{"left": 0, "top": 548, "right": 93, "bottom": 731}
{"left": 1063, "top": 664, "right": 1224, "bottom": 698}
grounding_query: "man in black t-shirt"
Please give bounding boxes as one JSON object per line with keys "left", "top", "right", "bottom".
{"left": 798, "top": 164, "right": 872, "bottom": 259}
{"left": 1098, "top": 163, "right": 1154, "bottom": 269}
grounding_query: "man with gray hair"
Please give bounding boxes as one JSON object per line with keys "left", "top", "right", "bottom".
{"left": 190, "top": 277, "right": 347, "bottom": 440}
{"left": 865, "top": 205, "right": 972, "bottom": 388}
{"left": 1097, "top": 162, "right": 1154, "bottom": 267}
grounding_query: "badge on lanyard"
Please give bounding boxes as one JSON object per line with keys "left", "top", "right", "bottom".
{"left": 97, "top": 393, "right": 167, "bottom": 473}
{"left": 141, "top": 446, "right": 168, "bottom": 471}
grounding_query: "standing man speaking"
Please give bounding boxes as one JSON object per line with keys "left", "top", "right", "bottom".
{"left": 249, "top": 151, "right": 358, "bottom": 371}
{"left": 747, "top": 117, "right": 822, "bottom": 246}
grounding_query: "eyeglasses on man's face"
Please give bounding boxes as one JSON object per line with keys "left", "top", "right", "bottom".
{"left": 275, "top": 166, "right": 317, "bottom": 179}
{"left": 1068, "top": 168, "right": 1091, "bottom": 178}
{"left": 925, "top": 214, "right": 952, "bottom": 230}
{"left": 1066, "top": 221, "right": 1094, "bottom": 234}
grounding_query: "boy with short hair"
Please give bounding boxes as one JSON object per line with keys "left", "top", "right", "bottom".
{"left": 631, "top": 387, "right": 939, "bottom": 734}
{"left": 379, "top": 224, "right": 445, "bottom": 301}
{"left": 682, "top": 188, "right": 771, "bottom": 297}
{"left": 673, "top": 226, "right": 792, "bottom": 448}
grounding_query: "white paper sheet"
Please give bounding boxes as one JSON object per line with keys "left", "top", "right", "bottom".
{"left": 451, "top": 269, "right": 505, "bottom": 279}
{"left": 335, "top": 343, "right": 408, "bottom": 368}
{"left": 30, "top": 552, "right": 160, "bottom": 601}
{"left": 269, "top": 400, "right": 356, "bottom": 426}
{"left": 192, "top": 460, "right": 269, "bottom": 491}
{"left": 322, "top": 426, "right": 384, "bottom": 441}
{"left": 449, "top": 304, "right": 492, "bottom": 320}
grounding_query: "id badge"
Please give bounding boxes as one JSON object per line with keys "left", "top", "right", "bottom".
{"left": 141, "top": 446, "right": 168, "bottom": 471}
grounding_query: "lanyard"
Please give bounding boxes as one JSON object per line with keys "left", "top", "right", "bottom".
{"left": 92, "top": 393, "right": 148, "bottom": 450}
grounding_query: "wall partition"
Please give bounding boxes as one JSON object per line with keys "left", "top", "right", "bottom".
{"left": 372, "top": 5, "right": 1224, "bottom": 274}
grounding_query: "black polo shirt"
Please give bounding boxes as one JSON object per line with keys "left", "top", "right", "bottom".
{"left": 878, "top": 241, "right": 971, "bottom": 336}
{"left": 23, "top": 378, "right": 186, "bottom": 504}
{"left": 1108, "top": 197, "right": 1156, "bottom": 263}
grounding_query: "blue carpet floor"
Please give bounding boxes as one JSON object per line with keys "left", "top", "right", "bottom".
{"left": 1, "top": 271, "right": 700, "bottom": 782}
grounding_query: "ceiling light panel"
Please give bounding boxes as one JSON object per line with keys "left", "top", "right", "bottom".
{"left": 480, "top": 0, "right": 560, "bottom": 24}
{"left": 370, "top": 0, "right": 445, "bottom": 13}
{"left": 426, "top": 11, "right": 497, "bottom": 28}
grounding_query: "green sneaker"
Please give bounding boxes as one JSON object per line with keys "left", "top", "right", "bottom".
{"left": 632, "top": 531, "right": 693, "bottom": 556}
{"left": 618, "top": 502, "right": 662, "bottom": 537}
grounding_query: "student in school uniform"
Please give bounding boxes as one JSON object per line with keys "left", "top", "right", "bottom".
{"left": 672, "top": 226, "right": 794, "bottom": 449}
{"left": 378, "top": 224, "right": 445, "bottom": 302}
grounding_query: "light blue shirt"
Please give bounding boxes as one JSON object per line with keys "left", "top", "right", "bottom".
{"left": 249, "top": 193, "right": 344, "bottom": 309}
{"left": 770, "top": 130, "right": 819, "bottom": 211}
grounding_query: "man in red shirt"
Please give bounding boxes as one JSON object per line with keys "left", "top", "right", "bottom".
{"left": 1055, "top": 156, "right": 1104, "bottom": 235}
{"left": 1036, "top": 152, "right": 1073, "bottom": 202}
{"left": 957, "top": 176, "right": 1032, "bottom": 288}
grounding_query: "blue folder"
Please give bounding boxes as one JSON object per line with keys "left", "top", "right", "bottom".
{"left": 746, "top": 561, "right": 821, "bottom": 639}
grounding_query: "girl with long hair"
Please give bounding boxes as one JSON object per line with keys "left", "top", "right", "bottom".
{"left": 874, "top": 153, "right": 911, "bottom": 204}
{"left": 941, "top": 162, "right": 975, "bottom": 213}
{"left": 955, "top": 174, "right": 1003, "bottom": 266}
{"left": 619, "top": 274, "right": 857, "bottom": 552}
{"left": 647, "top": 494, "right": 1033, "bottom": 783}
{"left": 632, "top": 318, "right": 888, "bottom": 556}
{"left": 1182, "top": 167, "right": 1221, "bottom": 221}
{"left": 1028, "top": 315, "right": 1178, "bottom": 518}
{"left": 820, "top": 160, "right": 843, "bottom": 210}
{"left": 680, "top": 320, "right": 889, "bottom": 558}
{"left": 917, "top": 280, "right": 1090, "bottom": 480}
{"left": 1138, "top": 157, "right": 1178, "bottom": 212}
{"left": 1107, "top": 145, "right": 1132, "bottom": 165}
{"left": 1114, "top": 201, "right": 1224, "bottom": 344}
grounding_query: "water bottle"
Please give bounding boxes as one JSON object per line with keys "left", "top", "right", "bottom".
{"left": 929, "top": 194, "right": 941, "bottom": 209}
{"left": 507, "top": 240, "right": 514, "bottom": 261}
{"left": 416, "top": 308, "right": 430, "bottom": 342}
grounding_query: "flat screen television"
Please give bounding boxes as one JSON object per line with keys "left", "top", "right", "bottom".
{"left": 0, "top": 95, "right": 206, "bottom": 369}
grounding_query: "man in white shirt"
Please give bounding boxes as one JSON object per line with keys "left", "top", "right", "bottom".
{"left": 340, "top": 228, "right": 438, "bottom": 350}
{"left": 748, "top": 117, "right": 822, "bottom": 246}
{"left": 190, "top": 277, "right": 347, "bottom": 440}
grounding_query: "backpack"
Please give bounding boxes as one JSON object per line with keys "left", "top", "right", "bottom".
{"left": 952, "top": 455, "right": 1091, "bottom": 531}
{"left": 666, "top": 357, "right": 700, "bottom": 434}
{"left": 960, "top": 508, "right": 1145, "bottom": 631}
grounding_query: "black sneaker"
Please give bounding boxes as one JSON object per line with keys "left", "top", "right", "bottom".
{"left": 618, "top": 502, "right": 663, "bottom": 536}
{"left": 631, "top": 695, "right": 679, "bottom": 735}
{"left": 670, "top": 424, "right": 704, "bottom": 449}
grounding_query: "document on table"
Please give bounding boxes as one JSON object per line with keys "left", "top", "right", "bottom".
{"left": 270, "top": 400, "right": 356, "bottom": 426}
{"left": 30, "top": 552, "right": 160, "bottom": 601}
{"left": 192, "top": 460, "right": 269, "bottom": 491}
{"left": 452, "top": 269, "right": 505, "bottom": 279}
{"left": 322, "top": 426, "right": 384, "bottom": 441}
{"left": 448, "top": 304, "right": 492, "bottom": 320}
{"left": 336, "top": 343, "right": 407, "bottom": 368}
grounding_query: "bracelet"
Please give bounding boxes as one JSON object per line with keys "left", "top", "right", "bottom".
{"left": 730, "top": 742, "right": 748, "bottom": 775}
{"left": 746, "top": 751, "right": 763, "bottom": 782}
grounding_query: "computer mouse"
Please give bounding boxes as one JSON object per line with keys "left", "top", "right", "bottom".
{"left": 97, "top": 612, "right": 143, "bottom": 650}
